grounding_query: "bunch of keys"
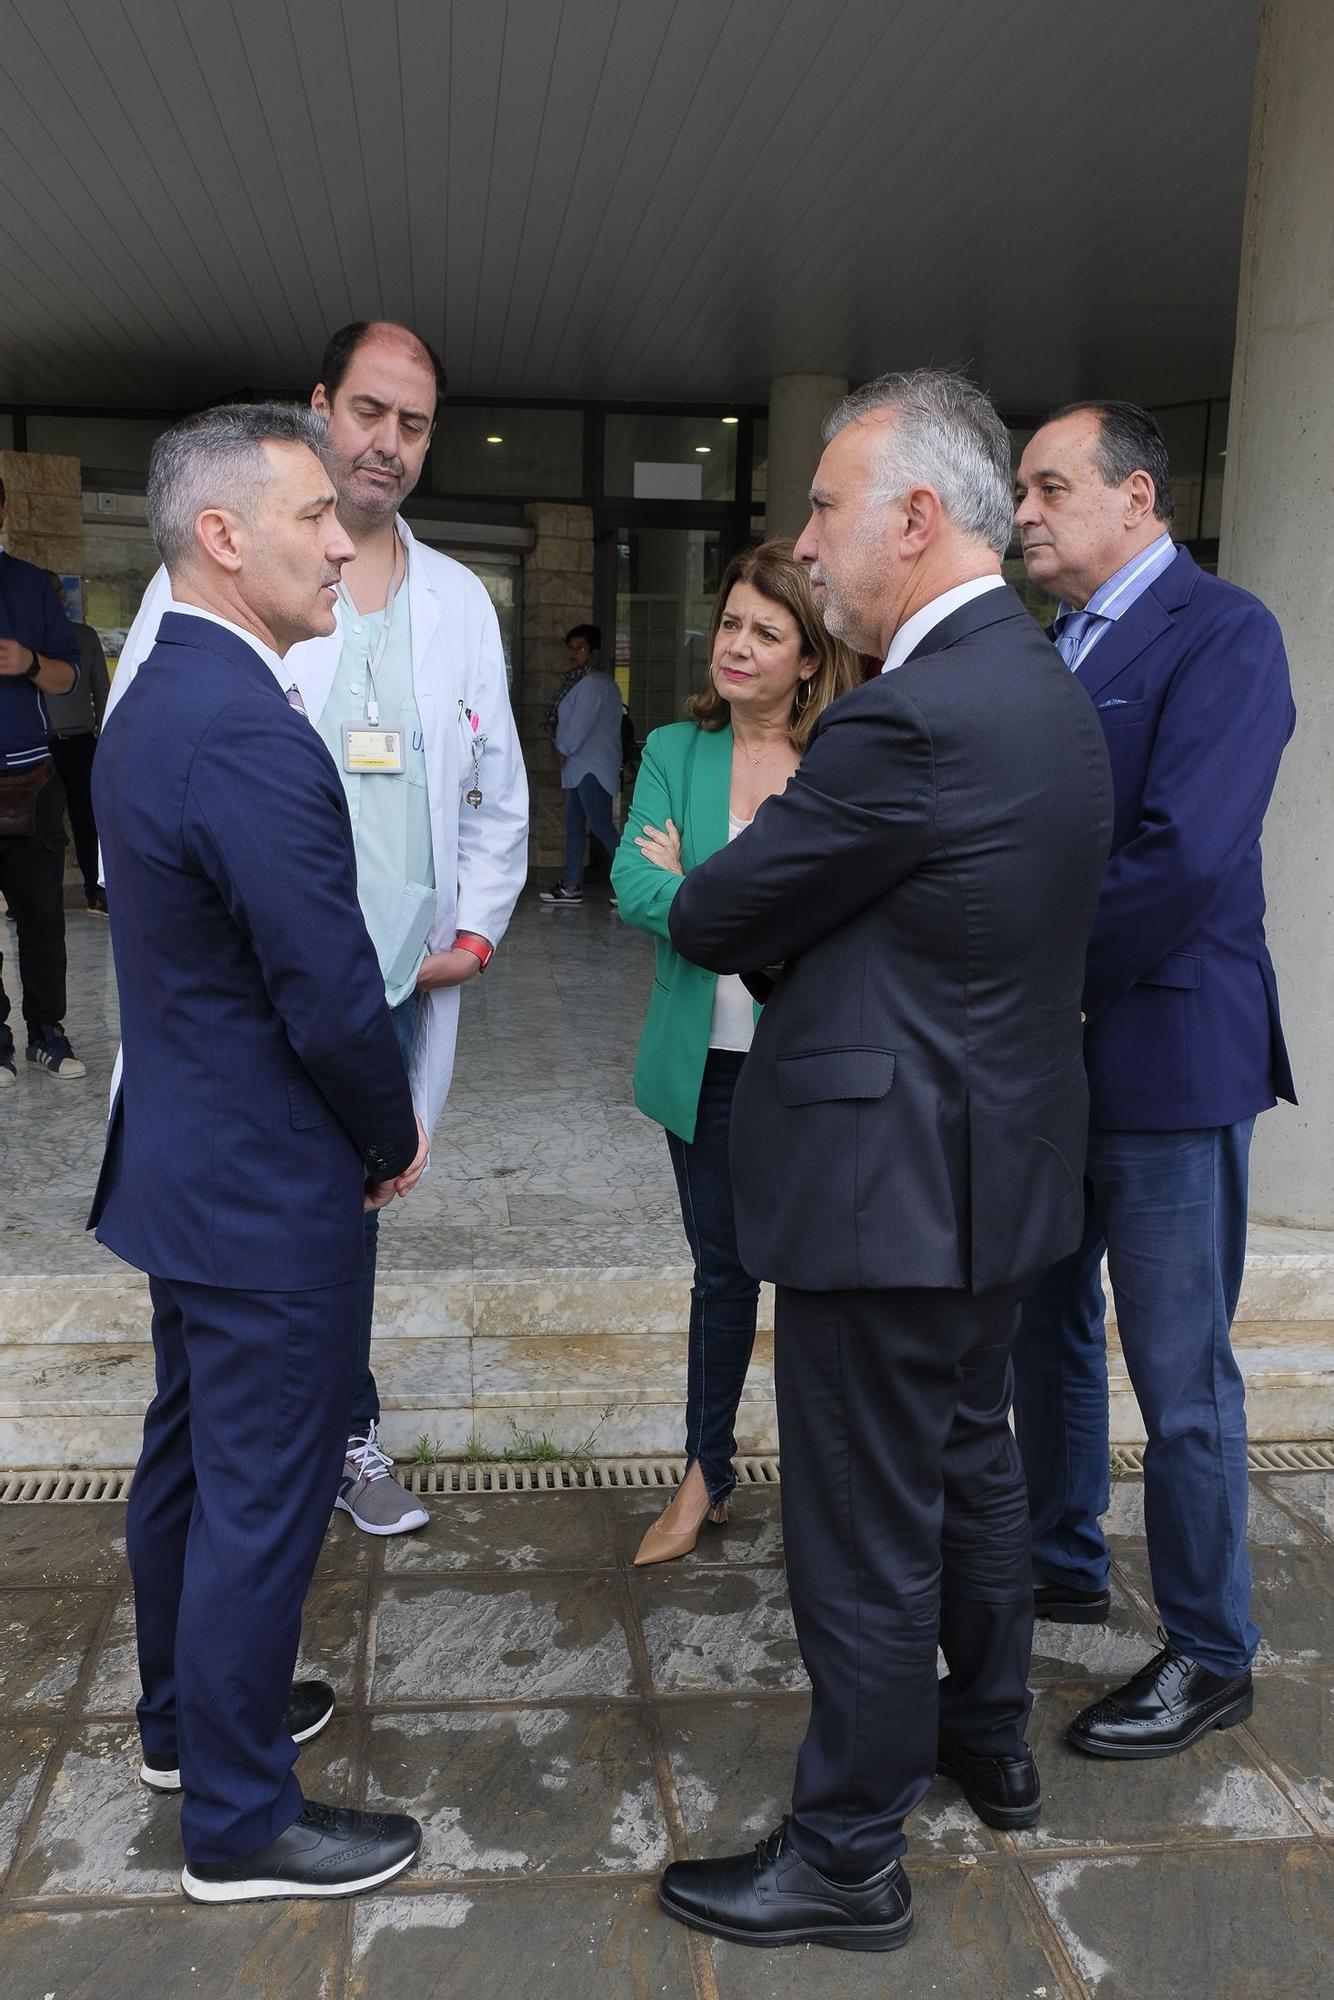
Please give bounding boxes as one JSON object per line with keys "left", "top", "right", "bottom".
{"left": 461, "top": 702, "right": 487, "bottom": 808}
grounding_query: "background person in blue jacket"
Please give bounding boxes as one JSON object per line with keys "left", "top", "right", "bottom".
{"left": 0, "top": 479, "right": 85, "bottom": 1084}
{"left": 1012, "top": 401, "right": 1296, "bottom": 1760}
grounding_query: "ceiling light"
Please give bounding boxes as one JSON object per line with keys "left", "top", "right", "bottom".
{"left": 721, "top": 415, "right": 739, "bottom": 425}
{"left": 485, "top": 434, "right": 503, "bottom": 444}
{"left": 694, "top": 445, "right": 711, "bottom": 454}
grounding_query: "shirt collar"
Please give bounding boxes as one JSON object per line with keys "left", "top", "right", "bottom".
{"left": 1063, "top": 532, "right": 1176, "bottom": 626}
{"left": 166, "top": 599, "right": 288, "bottom": 687}
{"left": 882, "top": 574, "right": 1006, "bottom": 674}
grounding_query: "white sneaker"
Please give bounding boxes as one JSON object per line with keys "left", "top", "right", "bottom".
{"left": 336, "top": 1421, "right": 429, "bottom": 1535}
{"left": 0, "top": 1052, "right": 16, "bottom": 1090}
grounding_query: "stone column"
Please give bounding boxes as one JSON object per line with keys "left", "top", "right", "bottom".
{"left": 521, "top": 503, "right": 596, "bottom": 871}
{"left": 1218, "top": 0, "right": 1334, "bottom": 1226}
{"left": 0, "top": 452, "right": 83, "bottom": 574}
{"left": 765, "top": 374, "right": 848, "bottom": 540}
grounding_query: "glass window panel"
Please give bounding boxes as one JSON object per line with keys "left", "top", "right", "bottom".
{"left": 1200, "top": 399, "right": 1230, "bottom": 540}
{"left": 604, "top": 413, "right": 737, "bottom": 502}
{"left": 1151, "top": 403, "right": 1208, "bottom": 542}
{"left": 430, "top": 406, "right": 582, "bottom": 499}
{"left": 615, "top": 524, "right": 723, "bottom": 736}
{"left": 27, "top": 414, "right": 166, "bottom": 475}
{"left": 82, "top": 520, "right": 162, "bottom": 672}
{"left": 0, "top": 414, "right": 13, "bottom": 450}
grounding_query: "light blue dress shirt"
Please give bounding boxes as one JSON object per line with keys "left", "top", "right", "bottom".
{"left": 1054, "top": 532, "right": 1179, "bottom": 671}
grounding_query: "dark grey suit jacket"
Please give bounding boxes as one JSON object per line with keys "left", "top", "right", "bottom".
{"left": 669, "top": 586, "right": 1113, "bottom": 1295}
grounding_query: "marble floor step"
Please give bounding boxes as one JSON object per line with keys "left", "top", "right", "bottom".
{"left": 3, "top": 1321, "right": 1333, "bottom": 1469}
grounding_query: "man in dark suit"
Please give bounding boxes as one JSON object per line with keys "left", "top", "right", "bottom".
{"left": 1013, "top": 402, "right": 1295, "bottom": 1756}
{"left": 91, "top": 404, "right": 428, "bottom": 1902}
{"left": 656, "top": 372, "right": 1113, "bottom": 1953}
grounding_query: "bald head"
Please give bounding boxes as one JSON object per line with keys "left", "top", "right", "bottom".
{"left": 312, "top": 320, "right": 445, "bottom": 530}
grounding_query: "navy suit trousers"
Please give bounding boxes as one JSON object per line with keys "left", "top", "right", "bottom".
{"left": 127, "top": 1273, "right": 359, "bottom": 1861}
{"left": 776, "top": 1282, "right": 1032, "bottom": 1878}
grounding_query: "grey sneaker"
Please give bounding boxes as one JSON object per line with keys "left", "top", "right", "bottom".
{"left": 539, "top": 881, "right": 583, "bottom": 906}
{"left": 336, "top": 1422, "right": 429, "bottom": 1535}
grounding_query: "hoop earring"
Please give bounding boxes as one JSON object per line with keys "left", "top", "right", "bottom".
{"left": 795, "top": 678, "right": 814, "bottom": 710}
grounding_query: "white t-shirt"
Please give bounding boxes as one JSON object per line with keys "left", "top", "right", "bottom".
{"left": 707, "top": 812, "right": 757, "bottom": 1052}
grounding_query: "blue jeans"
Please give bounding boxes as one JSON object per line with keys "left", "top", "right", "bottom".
{"left": 563, "top": 774, "right": 619, "bottom": 888}
{"left": 351, "top": 992, "right": 422, "bottom": 1433}
{"left": 664, "top": 1050, "right": 761, "bottom": 1505}
{"left": 1012, "top": 1119, "right": 1259, "bottom": 1676}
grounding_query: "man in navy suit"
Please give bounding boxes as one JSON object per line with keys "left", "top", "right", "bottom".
{"left": 91, "top": 403, "right": 428, "bottom": 1901}
{"left": 1013, "top": 401, "right": 1295, "bottom": 1758}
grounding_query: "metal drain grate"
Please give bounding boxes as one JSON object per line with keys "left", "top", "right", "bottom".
{"left": 4, "top": 1443, "right": 1334, "bottom": 1501}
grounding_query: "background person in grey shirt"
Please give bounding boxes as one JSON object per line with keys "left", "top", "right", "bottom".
{"left": 541, "top": 623, "right": 623, "bottom": 907}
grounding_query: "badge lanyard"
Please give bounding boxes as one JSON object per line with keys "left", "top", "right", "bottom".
{"left": 337, "top": 536, "right": 406, "bottom": 774}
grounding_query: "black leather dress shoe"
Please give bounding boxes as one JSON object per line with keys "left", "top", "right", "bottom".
{"left": 1034, "top": 1581, "right": 1111, "bottom": 1624}
{"left": 659, "top": 1822, "right": 912, "bottom": 1952}
{"left": 181, "top": 1799, "right": 421, "bottom": 1903}
{"left": 1068, "top": 1643, "right": 1253, "bottom": 1759}
{"left": 936, "top": 1730, "right": 1041, "bottom": 1829}
{"left": 140, "top": 1680, "right": 336, "bottom": 1793}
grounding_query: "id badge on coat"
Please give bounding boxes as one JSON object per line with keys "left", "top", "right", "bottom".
{"left": 342, "top": 723, "right": 405, "bottom": 773}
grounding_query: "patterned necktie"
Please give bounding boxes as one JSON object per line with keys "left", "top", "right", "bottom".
{"left": 1053, "top": 608, "right": 1103, "bottom": 671}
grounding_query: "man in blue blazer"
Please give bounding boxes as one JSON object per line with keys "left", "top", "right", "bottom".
{"left": 90, "top": 404, "right": 427, "bottom": 1901}
{"left": 1013, "top": 401, "right": 1295, "bottom": 1758}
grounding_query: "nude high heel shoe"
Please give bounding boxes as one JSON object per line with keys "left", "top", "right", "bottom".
{"left": 633, "top": 1463, "right": 730, "bottom": 1567}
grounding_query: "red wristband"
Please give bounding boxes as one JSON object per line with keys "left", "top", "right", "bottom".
{"left": 453, "top": 931, "right": 494, "bottom": 972}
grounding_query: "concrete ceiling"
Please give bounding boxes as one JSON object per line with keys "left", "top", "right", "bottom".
{"left": 0, "top": 0, "right": 1260, "bottom": 413}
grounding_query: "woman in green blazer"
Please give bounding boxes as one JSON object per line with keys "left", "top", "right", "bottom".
{"left": 612, "top": 539, "right": 859, "bottom": 1564}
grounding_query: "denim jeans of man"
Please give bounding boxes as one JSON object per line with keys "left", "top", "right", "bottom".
{"left": 1012, "top": 1119, "right": 1259, "bottom": 1676}
{"left": 351, "top": 991, "right": 422, "bottom": 1433}
{"left": 664, "top": 1049, "right": 761, "bottom": 1505}
{"left": 563, "top": 774, "right": 619, "bottom": 888}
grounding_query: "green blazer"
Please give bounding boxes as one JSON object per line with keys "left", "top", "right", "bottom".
{"left": 611, "top": 720, "right": 758, "bottom": 1143}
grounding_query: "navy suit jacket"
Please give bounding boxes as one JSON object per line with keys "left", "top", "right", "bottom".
{"left": 1074, "top": 546, "right": 1296, "bottom": 1130}
{"left": 88, "top": 612, "right": 419, "bottom": 1290}
{"left": 670, "top": 588, "right": 1113, "bottom": 1294}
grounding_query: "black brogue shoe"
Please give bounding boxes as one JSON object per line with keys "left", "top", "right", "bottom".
{"left": 1068, "top": 1642, "right": 1253, "bottom": 1759}
{"left": 139, "top": 1679, "right": 336, "bottom": 1794}
{"left": 936, "top": 1730, "right": 1041, "bottom": 1829}
{"left": 1034, "top": 1580, "right": 1111, "bottom": 1625}
{"left": 659, "top": 1820, "right": 913, "bottom": 1952}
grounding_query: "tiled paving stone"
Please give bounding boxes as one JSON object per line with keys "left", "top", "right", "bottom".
{"left": 609, "top": 1484, "right": 786, "bottom": 1568}
{"left": 656, "top": 1692, "right": 996, "bottom": 1859}
{"left": 0, "top": 1502, "right": 129, "bottom": 1586}
{"left": 382, "top": 1490, "right": 618, "bottom": 1574}
{"left": 0, "top": 1588, "right": 108, "bottom": 1710}
{"left": 1102, "top": 1476, "right": 1317, "bottom": 1547}
{"left": 1265, "top": 1472, "right": 1334, "bottom": 1542}
{"left": 365, "top": 1703, "right": 670, "bottom": 1878}
{"left": 348, "top": 1879, "right": 694, "bottom": 1999}
{"left": 294, "top": 1574, "right": 370, "bottom": 1702}
{"left": 9, "top": 1714, "right": 355, "bottom": 1899}
{"left": 700, "top": 1860, "right": 1066, "bottom": 1999}
{"left": 0, "top": 1903, "right": 347, "bottom": 2000}
{"left": 0, "top": 1723, "right": 56, "bottom": 1876}
{"left": 371, "top": 1575, "right": 636, "bottom": 1701}
{"left": 313, "top": 1506, "right": 376, "bottom": 1576}
{"left": 1026, "top": 1843, "right": 1334, "bottom": 2000}
{"left": 1243, "top": 1670, "right": 1334, "bottom": 1831}
{"left": 1028, "top": 1576, "right": 1157, "bottom": 1683}
{"left": 1115, "top": 1544, "right": 1333, "bottom": 1669}
{"left": 1011, "top": 1683, "right": 1306, "bottom": 1850}
{"left": 632, "top": 1565, "right": 807, "bottom": 1693}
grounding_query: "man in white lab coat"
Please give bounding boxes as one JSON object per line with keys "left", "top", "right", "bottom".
{"left": 107, "top": 321, "right": 529, "bottom": 1534}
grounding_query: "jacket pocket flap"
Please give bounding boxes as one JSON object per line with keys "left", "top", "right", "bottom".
{"left": 776, "top": 1048, "right": 896, "bottom": 1106}
{"left": 1140, "top": 953, "right": 1201, "bottom": 990}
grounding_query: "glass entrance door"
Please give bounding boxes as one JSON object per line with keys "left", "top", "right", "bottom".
{"left": 611, "top": 524, "right": 723, "bottom": 739}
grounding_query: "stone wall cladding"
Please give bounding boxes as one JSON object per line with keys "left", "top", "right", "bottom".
{"left": 523, "top": 502, "right": 596, "bottom": 871}
{"left": 0, "top": 452, "right": 83, "bottom": 576}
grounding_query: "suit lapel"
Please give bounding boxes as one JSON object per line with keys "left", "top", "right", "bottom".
{"left": 1075, "top": 545, "right": 1197, "bottom": 702}
{"left": 685, "top": 724, "right": 732, "bottom": 868}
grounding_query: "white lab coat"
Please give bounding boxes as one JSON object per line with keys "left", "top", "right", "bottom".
{"left": 105, "top": 520, "right": 529, "bottom": 1138}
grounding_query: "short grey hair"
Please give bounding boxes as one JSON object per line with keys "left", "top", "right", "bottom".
{"left": 822, "top": 369, "right": 1014, "bottom": 557}
{"left": 146, "top": 402, "right": 330, "bottom": 568}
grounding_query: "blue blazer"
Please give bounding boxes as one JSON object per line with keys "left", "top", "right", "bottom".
{"left": 1075, "top": 547, "right": 1296, "bottom": 1130}
{"left": 88, "top": 613, "right": 419, "bottom": 1290}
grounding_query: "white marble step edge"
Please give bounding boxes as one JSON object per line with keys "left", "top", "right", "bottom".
{"left": 4, "top": 1223, "right": 1334, "bottom": 1342}
{"left": 3, "top": 1324, "right": 1333, "bottom": 1468}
